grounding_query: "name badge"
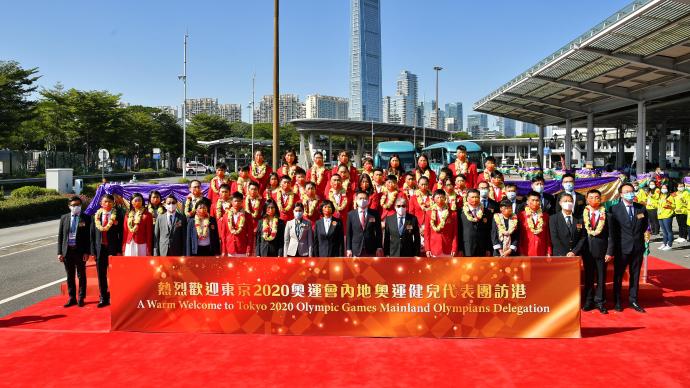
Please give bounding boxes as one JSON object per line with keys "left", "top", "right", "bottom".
{"left": 78, "top": 222, "right": 86, "bottom": 227}
{"left": 576, "top": 224, "right": 582, "bottom": 230}
{"left": 636, "top": 213, "right": 645, "bottom": 219}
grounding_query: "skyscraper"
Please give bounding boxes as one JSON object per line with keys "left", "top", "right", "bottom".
{"left": 349, "top": 0, "right": 382, "bottom": 122}
{"left": 394, "top": 70, "right": 418, "bottom": 126}
{"left": 254, "top": 94, "right": 304, "bottom": 126}
{"left": 305, "top": 95, "right": 349, "bottom": 120}
{"left": 522, "top": 122, "right": 538, "bottom": 135}
{"left": 445, "top": 102, "right": 463, "bottom": 131}
{"left": 467, "top": 113, "right": 488, "bottom": 131}
{"left": 496, "top": 117, "right": 516, "bottom": 137}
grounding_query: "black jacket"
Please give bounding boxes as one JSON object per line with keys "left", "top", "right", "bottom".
{"left": 313, "top": 217, "right": 345, "bottom": 257}
{"left": 255, "top": 218, "right": 285, "bottom": 257}
{"left": 479, "top": 198, "right": 500, "bottom": 216}
{"left": 58, "top": 213, "right": 92, "bottom": 256}
{"left": 383, "top": 213, "right": 421, "bottom": 257}
{"left": 90, "top": 209, "right": 124, "bottom": 256}
{"left": 185, "top": 217, "right": 221, "bottom": 256}
{"left": 608, "top": 201, "right": 649, "bottom": 256}
{"left": 490, "top": 214, "right": 520, "bottom": 256}
{"left": 583, "top": 208, "right": 613, "bottom": 258}
{"left": 549, "top": 212, "right": 586, "bottom": 256}
{"left": 556, "top": 191, "right": 587, "bottom": 218}
{"left": 458, "top": 206, "right": 492, "bottom": 256}
{"left": 346, "top": 208, "right": 382, "bottom": 256}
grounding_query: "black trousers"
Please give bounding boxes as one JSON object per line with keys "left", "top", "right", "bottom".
{"left": 648, "top": 211, "right": 660, "bottom": 235}
{"left": 194, "top": 245, "right": 212, "bottom": 256}
{"left": 613, "top": 251, "right": 643, "bottom": 304}
{"left": 676, "top": 214, "right": 688, "bottom": 239}
{"left": 97, "top": 245, "right": 110, "bottom": 302}
{"left": 64, "top": 248, "right": 87, "bottom": 300}
{"left": 583, "top": 254, "right": 607, "bottom": 305}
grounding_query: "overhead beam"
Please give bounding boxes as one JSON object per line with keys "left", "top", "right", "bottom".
{"left": 578, "top": 46, "right": 690, "bottom": 77}
{"left": 504, "top": 92, "right": 589, "bottom": 114}
{"left": 499, "top": 101, "right": 569, "bottom": 120}
{"left": 601, "top": 67, "right": 655, "bottom": 89}
{"left": 533, "top": 75, "right": 639, "bottom": 102}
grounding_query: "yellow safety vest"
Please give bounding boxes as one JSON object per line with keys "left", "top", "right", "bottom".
{"left": 673, "top": 191, "right": 689, "bottom": 214}
{"left": 657, "top": 194, "right": 674, "bottom": 219}
{"left": 645, "top": 189, "right": 659, "bottom": 210}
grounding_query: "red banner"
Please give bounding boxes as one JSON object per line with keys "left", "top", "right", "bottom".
{"left": 110, "top": 256, "right": 581, "bottom": 338}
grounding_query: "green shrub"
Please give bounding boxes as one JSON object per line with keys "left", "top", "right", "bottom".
{"left": 0, "top": 195, "right": 67, "bottom": 226}
{"left": 11, "top": 186, "right": 60, "bottom": 199}
{"left": 80, "top": 183, "right": 102, "bottom": 198}
{"left": 177, "top": 178, "right": 190, "bottom": 184}
{"left": 138, "top": 168, "right": 155, "bottom": 173}
{"left": 228, "top": 172, "right": 238, "bottom": 181}
{"left": 201, "top": 174, "right": 214, "bottom": 183}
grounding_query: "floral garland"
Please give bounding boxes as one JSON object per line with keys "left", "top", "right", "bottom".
{"left": 184, "top": 195, "right": 203, "bottom": 215}
{"left": 414, "top": 190, "right": 432, "bottom": 212}
{"left": 276, "top": 189, "right": 296, "bottom": 213}
{"left": 494, "top": 213, "right": 518, "bottom": 237}
{"left": 261, "top": 216, "right": 279, "bottom": 241}
{"left": 195, "top": 215, "right": 210, "bottom": 240}
{"left": 227, "top": 209, "right": 246, "bottom": 235}
{"left": 415, "top": 169, "right": 431, "bottom": 183}
{"left": 251, "top": 161, "right": 267, "bottom": 180}
{"left": 387, "top": 168, "right": 402, "bottom": 179}
{"left": 95, "top": 208, "right": 116, "bottom": 231}
{"left": 583, "top": 206, "right": 606, "bottom": 236}
{"left": 127, "top": 208, "right": 145, "bottom": 234}
{"left": 235, "top": 176, "right": 251, "bottom": 195}
{"left": 402, "top": 181, "right": 416, "bottom": 194}
{"left": 380, "top": 188, "right": 398, "bottom": 209}
{"left": 264, "top": 187, "right": 279, "bottom": 200}
{"left": 310, "top": 165, "right": 327, "bottom": 186}
{"left": 211, "top": 175, "right": 230, "bottom": 194}
{"left": 341, "top": 178, "right": 350, "bottom": 190}
{"left": 454, "top": 159, "right": 469, "bottom": 175}
{"left": 488, "top": 184, "right": 505, "bottom": 201}
{"left": 293, "top": 184, "right": 307, "bottom": 198}
{"left": 244, "top": 196, "right": 262, "bottom": 219}
{"left": 462, "top": 204, "right": 484, "bottom": 223}
{"left": 303, "top": 197, "right": 319, "bottom": 217}
{"left": 329, "top": 188, "right": 348, "bottom": 212}
{"left": 482, "top": 169, "right": 493, "bottom": 182}
{"left": 524, "top": 207, "right": 545, "bottom": 234}
{"left": 281, "top": 165, "right": 298, "bottom": 179}
{"left": 446, "top": 193, "right": 458, "bottom": 211}
{"left": 216, "top": 198, "right": 231, "bottom": 219}
{"left": 430, "top": 204, "right": 450, "bottom": 232}
{"left": 148, "top": 204, "right": 165, "bottom": 217}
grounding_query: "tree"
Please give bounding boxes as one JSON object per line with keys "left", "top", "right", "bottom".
{"left": 517, "top": 133, "right": 539, "bottom": 138}
{"left": 187, "top": 114, "right": 232, "bottom": 142}
{"left": 453, "top": 131, "right": 472, "bottom": 140}
{"left": 0, "top": 61, "right": 40, "bottom": 146}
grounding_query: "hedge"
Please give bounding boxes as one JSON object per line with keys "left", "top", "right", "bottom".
{"left": 0, "top": 195, "right": 68, "bottom": 227}
{"left": 10, "top": 186, "right": 60, "bottom": 199}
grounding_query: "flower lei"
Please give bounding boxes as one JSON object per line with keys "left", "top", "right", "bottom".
{"left": 281, "top": 164, "right": 297, "bottom": 179}
{"left": 264, "top": 186, "right": 279, "bottom": 200}
{"left": 446, "top": 193, "right": 458, "bottom": 211}
{"left": 211, "top": 175, "right": 229, "bottom": 194}
{"left": 387, "top": 168, "right": 402, "bottom": 179}
{"left": 148, "top": 204, "right": 165, "bottom": 217}
{"left": 293, "top": 184, "right": 307, "bottom": 198}
{"left": 276, "top": 189, "right": 296, "bottom": 213}
{"left": 251, "top": 161, "right": 267, "bottom": 180}
{"left": 227, "top": 209, "right": 246, "bottom": 235}
{"left": 380, "top": 188, "right": 398, "bottom": 209}
{"left": 430, "top": 204, "right": 450, "bottom": 232}
{"left": 216, "top": 198, "right": 231, "bottom": 219}
{"left": 329, "top": 188, "right": 348, "bottom": 212}
{"left": 127, "top": 208, "right": 145, "bottom": 234}
{"left": 235, "top": 176, "right": 251, "bottom": 195}
{"left": 489, "top": 184, "right": 504, "bottom": 201}
{"left": 310, "top": 165, "right": 326, "bottom": 186}
{"left": 341, "top": 178, "right": 350, "bottom": 190}
{"left": 244, "top": 196, "right": 262, "bottom": 219}
{"left": 303, "top": 196, "right": 319, "bottom": 217}
{"left": 95, "top": 208, "right": 115, "bottom": 231}
{"left": 482, "top": 169, "right": 493, "bottom": 182}
{"left": 261, "top": 216, "right": 279, "bottom": 241}
{"left": 583, "top": 206, "right": 606, "bottom": 236}
{"left": 454, "top": 159, "right": 469, "bottom": 174}
{"left": 414, "top": 190, "right": 432, "bottom": 212}
{"left": 524, "top": 207, "right": 545, "bottom": 234}
{"left": 195, "top": 215, "right": 210, "bottom": 240}
{"left": 494, "top": 213, "right": 518, "bottom": 238}
{"left": 415, "top": 169, "right": 431, "bottom": 182}
{"left": 185, "top": 195, "right": 203, "bottom": 215}
{"left": 462, "top": 204, "right": 484, "bottom": 223}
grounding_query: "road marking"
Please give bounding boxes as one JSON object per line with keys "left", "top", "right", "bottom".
{"left": 0, "top": 278, "right": 66, "bottom": 305}
{"left": 0, "top": 242, "right": 55, "bottom": 258}
{"left": 0, "top": 235, "right": 57, "bottom": 250}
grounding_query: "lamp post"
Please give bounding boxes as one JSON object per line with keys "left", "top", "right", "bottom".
{"left": 272, "top": 0, "right": 280, "bottom": 170}
{"left": 178, "top": 33, "right": 188, "bottom": 179}
{"left": 433, "top": 66, "right": 443, "bottom": 130}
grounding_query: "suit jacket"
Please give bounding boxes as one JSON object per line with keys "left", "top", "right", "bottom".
{"left": 541, "top": 193, "right": 557, "bottom": 215}
{"left": 491, "top": 214, "right": 520, "bottom": 256}
{"left": 608, "top": 201, "right": 649, "bottom": 256}
{"left": 154, "top": 211, "right": 186, "bottom": 256}
{"left": 479, "top": 198, "right": 500, "bottom": 216}
{"left": 283, "top": 218, "right": 313, "bottom": 256}
{"left": 383, "top": 213, "right": 421, "bottom": 257}
{"left": 549, "top": 212, "right": 586, "bottom": 256}
{"left": 458, "top": 206, "right": 492, "bottom": 256}
{"left": 90, "top": 209, "right": 124, "bottom": 257}
{"left": 255, "top": 218, "right": 285, "bottom": 257}
{"left": 556, "top": 192, "right": 586, "bottom": 218}
{"left": 583, "top": 208, "right": 613, "bottom": 258}
{"left": 313, "top": 217, "right": 344, "bottom": 257}
{"left": 346, "top": 208, "right": 382, "bottom": 256}
{"left": 185, "top": 217, "right": 220, "bottom": 256}
{"left": 58, "top": 213, "right": 92, "bottom": 256}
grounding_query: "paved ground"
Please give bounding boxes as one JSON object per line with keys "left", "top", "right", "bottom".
{"left": 646, "top": 225, "right": 690, "bottom": 269}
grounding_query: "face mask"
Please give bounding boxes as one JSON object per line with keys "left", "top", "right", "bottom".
{"left": 165, "top": 204, "right": 176, "bottom": 213}
{"left": 622, "top": 192, "right": 635, "bottom": 202}
{"left": 479, "top": 189, "right": 489, "bottom": 198}
{"left": 533, "top": 185, "right": 544, "bottom": 193}
{"left": 357, "top": 199, "right": 369, "bottom": 209}
{"left": 293, "top": 211, "right": 303, "bottom": 219}
{"left": 70, "top": 206, "right": 81, "bottom": 215}
{"left": 678, "top": 187, "right": 685, "bottom": 192}
{"left": 661, "top": 189, "right": 668, "bottom": 194}
{"left": 563, "top": 183, "right": 574, "bottom": 191}
{"left": 396, "top": 207, "right": 406, "bottom": 217}
{"left": 506, "top": 192, "right": 517, "bottom": 201}
{"left": 649, "top": 185, "right": 656, "bottom": 190}
{"left": 561, "top": 202, "right": 574, "bottom": 211}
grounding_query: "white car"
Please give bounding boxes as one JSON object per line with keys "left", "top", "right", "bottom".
{"left": 185, "top": 161, "right": 211, "bottom": 175}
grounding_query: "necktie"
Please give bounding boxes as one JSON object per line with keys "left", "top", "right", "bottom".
{"left": 590, "top": 212, "right": 596, "bottom": 229}
{"left": 398, "top": 217, "right": 404, "bottom": 235}
{"left": 296, "top": 221, "right": 301, "bottom": 238}
{"left": 360, "top": 211, "right": 366, "bottom": 229}
{"left": 169, "top": 214, "right": 174, "bottom": 232}
{"left": 566, "top": 216, "right": 572, "bottom": 230}
{"left": 70, "top": 215, "right": 78, "bottom": 235}
{"left": 628, "top": 206, "right": 634, "bottom": 222}
{"left": 472, "top": 208, "right": 477, "bottom": 218}
{"left": 483, "top": 200, "right": 487, "bottom": 208}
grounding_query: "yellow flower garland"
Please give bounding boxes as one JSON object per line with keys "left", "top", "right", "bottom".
{"left": 251, "top": 161, "right": 267, "bottom": 180}
{"left": 329, "top": 188, "right": 348, "bottom": 212}
{"left": 261, "top": 216, "right": 279, "bottom": 241}
{"left": 524, "top": 207, "right": 545, "bottom": 234}
{"left": 195, "top": 215, "right": 210, "bottom": 240}
{"left": 235, "top": 176, "right": 251, "bottom": 195}
{"left": 303, "top": 197, "right": 319, "bottom": 217}
{"left": 488, "top": 184, "right": 505, "bottom": 201}
{"left": 94, "top": 208, "right": 115, "bottom": 232}
{"left": 415, "top": 169, "right": 431, "bottom": 182}
{"left": 276, "top": 189, "right": 296, "bottom": 213}
{"left": 244, "top": 196, "right": 262, "bottom": 219}
{"left": 127, "top": 208, "right": 145, "bottom": 234}
{"left": 380, "top": 188, "right": 398, "bottom": 209}
{"left": 216, "top": 198, "right": 231, "bottom": 219}
{"left": 583, "top": 206, "right": 606, "bottom": 236}
{"left": 454, "top": 159, "right": 468, "bottom": 175}
{"left": 185, "top": 195, "right": 203, "bottom": 216}
{"left": 227, "top": 209, "right": 246, "bottom": 235}
{"left": 430, "top": 204, "right": 450, "bottom": 232}
{"left": 210, "top": 175, "right": 229, "bottom": 194}
{"left": 494, "top": 213, "right": 518, "bottom": 237}
{"left": 414, "top": 190, "right": 432, "bottom": 212}
{"left": 310, "top": 165, "right": 326, "bottom": 186}
{"left": 462, "top": 204, "right": 484, "bottom": 223}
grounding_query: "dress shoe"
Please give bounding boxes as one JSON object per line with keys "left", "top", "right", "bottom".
{"left": 631, "top": 302, "right": 646, "bottom": 313}
{"left": 63, "top": 299, "right": 77, "bottom": 308}
{"left": 597, "top": 304, "right": 608, "bottom": 315}
{"left": 582, "top": 302, "right": 595, "bottom": 311}
{"left": 614, "top": 303, "right": 623, "bottom": 312}
{"left": 78, "top": 299, "right": 85, "bottom": 307}
{"left": 97, "top": 300, "right": 110, "bottom": 308}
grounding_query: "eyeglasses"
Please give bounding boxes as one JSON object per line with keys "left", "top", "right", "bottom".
{"left": 395, "top": 205, "right": 406, "bottom": 208}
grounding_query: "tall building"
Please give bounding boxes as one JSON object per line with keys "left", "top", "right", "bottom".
{"left": 445, "top": 102, "right": 463, "bottom": 131}
{"left": 382, "top": 96, "right": 394, "bottom": 123}
{"left": 394, "top": 70, "right": 418, "bottom": 126}
{"left": 423, "top": 100, "right": 445, "bottom": 129}
{"left": 349, "top": 0, "right": 382, "bottom": 122}
{"left": 254, "top": 94, "right": 304, "bottom": 126}
{"left": 522, "top": 122, "right": 538, "bottom": 135}
{"left": 496, "top": 117, "right": 516, "bottom": 137}
{"left": 157, "top": 106, "right": 178, "bottom": 119}
{"left": 467, "top": 113, "right": 488, "bottom": 131}
{"left": 184, "top": 98, "right": 219, "bottom": 119}
{"left": 305, "top": 95, "right": 349, "bottom": 120}
{"left": 218, "top": 104, "right": 242, "bottom": 123}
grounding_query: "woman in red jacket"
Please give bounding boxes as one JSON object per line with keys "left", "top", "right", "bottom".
{"left": 122, "top": 192, "right": 153, "bottom": 256}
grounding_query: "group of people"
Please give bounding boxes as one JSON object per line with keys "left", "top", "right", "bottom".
{"left": 58, "top": 146, "right": 652, "bottom": 315}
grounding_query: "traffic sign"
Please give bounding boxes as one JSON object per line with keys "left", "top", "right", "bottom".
{"left": 98, "top": 148, "right": 109, "bottom": 162}
{"left": 543, "top": 147, "right": 551, "bottom": 155}
{"left": 152, "top": 148, "right": 161, "bottom": 154}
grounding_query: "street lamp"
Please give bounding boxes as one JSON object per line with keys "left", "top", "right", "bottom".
{"left": 178, "top": 33, "right": 188, "bottom": 179}
{"left": 433, "top": 66, "right": 443, "bottom": 130}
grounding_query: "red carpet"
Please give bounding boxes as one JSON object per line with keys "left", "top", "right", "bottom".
{"left": 1, "top": 256, "right": 689, "bottom": 387}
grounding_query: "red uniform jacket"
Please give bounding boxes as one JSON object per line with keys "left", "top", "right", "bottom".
{"left": 518, "top": 210, "right": 552, "bottom": 256}
{"left": 424, "top": 208, "right": 458, "bottom": 256}
{"left": 244, "top": 196, "right": 264, "bottom": 233}
{"left": 307, "top": 166, "right": 331, "bottom": 199}
{"left": 122, "top": 210, "right": 154, "bottom": 255}
{"left": 249, "top": 163, "right": 272, "bottom": 194}
{"left": 272, "top": 190, "right": 300, "bottom": 222}
{"left": 208, "top": 176, "right": 230, "bottom": 214}
{"left": 409, "top": 191, "right": 433, "bottom": 226}
{"left": 219, "top": 210, "right": 252, "bottom": 255}
{"left": 379, "top": 190, "right": 405, "bottom": 219}
{"left": 449, "top": 161, "right": 478, "bottom": 189}
{"left": 415, "top": 169, "right": 437, "bottom": 190}
{"left": 231, "top": 178, "right": 251, "bottom": 197}
{"left": 331, "top": 165, "right": 359, "bottom": 186}
{"left": 477, "top": 169, "right": 496, "bottom": 186}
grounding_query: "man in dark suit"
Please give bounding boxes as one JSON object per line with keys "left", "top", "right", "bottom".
{"left": 505, "top": 184, "right": 525, "bottom": 214}
{"left": 346, "top": 190, "right": 383, "bottom": 257}
{"left": 491, "top": 199, "right": 520, "bottom": 257}
{"left": 582, "top": 189, "right": 615, "bottom": 314}
{"left": 57, "top": 196, "right": 92, "bottom": 307}
{"left": 608, "top": 183, "right": 649, "bottom": 313}
{"left": 313, "top": 200, "right": 344, "bottom": 257}
{"left": 458, "top": 189, "right": 492, "bottom": 256}
{"left": 556, "top": 173, "right": 586, "bottom": 218}
{"left": 549, "top": 193, "right": 586, "bottom": 257}
{"left": 154, "top": 195, "right": 186, "bottom": 256}
{"left": 383, "top": 197, "right": 421, "bottom": 257}
{"left": 532, "top": 175, "right": 557, "bottom": 215}
{"left": 477, "top": 181, "right": 500, "bottom": 216}
{"left": 90, "top": 194, "right": 124, "bottom": 308}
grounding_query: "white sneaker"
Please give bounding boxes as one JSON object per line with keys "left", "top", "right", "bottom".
{"left": 662, "top": 245, "right": 673, "bottom": 251}
{"left": 658, "top": 242, "right": 666, "bottom": 247}
{"left": 658, "top": 244, "right": 668, "bottom": 250}
{"left": 675, "top": 238, "right": 686, "bottom": 243}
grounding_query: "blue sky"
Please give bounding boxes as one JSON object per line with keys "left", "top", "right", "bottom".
{"left": 2, "top": 0, "right": 632, "bottom": 125}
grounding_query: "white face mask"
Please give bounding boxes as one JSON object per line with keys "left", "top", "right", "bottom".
{"left": 357, "top": 199, "right": 369, "bottom": 209}
{"left": 479, "top": 189, "right": 489, "bottom": 198}
{"left": 396, "top": 207, "right": 406, "bottom": 217}
{"left": 69, "top": 206, "right": 81, "bottom": 215}
{"left": 561, "top": 202, "right": 574, "bottom": 211}
{"left": 165, "top": 204, "right": 176, "bottom": 213}
{"left": 661, "top": 188, "right": 668, "bottom": 194}
{"left": 506, "top": 192, "right": 517, "bottom": 201}
{"left": 533, "top": 185, "right": 544, "bottom": 193}
{"left": 563, "top": 182, "right": 574, "bottom": 191}
{"left": 293, "top": 211, "right": 303, "bottom": 219}
{"left": 649, "top": 184, "right": 656, "bottom": 190}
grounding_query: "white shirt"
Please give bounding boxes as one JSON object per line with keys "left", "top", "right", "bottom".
{"left": 323, "top": 217, "right": 331, "bottom": 233}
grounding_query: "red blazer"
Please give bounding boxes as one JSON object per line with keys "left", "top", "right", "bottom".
{"left": 489, "top": 185, "right": 506, "bottom": 202}
{"left": 450, "top": 162, "right": 478, "bottom": 189}
{"left": 415, "top": 169, "right": 437, "bottom": 190}
{"left": 231, "top": 179, "right": 250, "bottom": 197}
{"left": 424, "top": 208, "right": 458, "bottom": 256}
{"left": 302, "top": 197, "right": 322, "bottom": 226}
{"left": 219, "top": 211, "right": 252, "bottom": 255}
{"left": 207, "top": 176, "right": 230, "bottom": 214}
{"left": 409, "top": 191, "right": 433, "bottom": 226}
{"left": 307, "top": 166, "right": 331, "bottom": 199}
{"left": 249, "top": 163, "right": 272, "bottom": 194}
{"left": 379, "top": 190, "right": 405, "bottom": 219}
{"left": 122, "top": 210, "right": 153, "bottom": 255}
{"left": 477, "top": 169, "right": 496, "bottom": 186}
{"left": 518, "top": 211, "right": 552, "bottom": 256}
{"left": 272, "top": 190, "right": 300, "bottom": 222}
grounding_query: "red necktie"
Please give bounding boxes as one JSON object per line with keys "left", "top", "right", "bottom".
{"left": 590, "top": 211, "right": 597, "bottom": 229}
{"left": 360, "top": 211, "right": 366, "bottom": 229}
